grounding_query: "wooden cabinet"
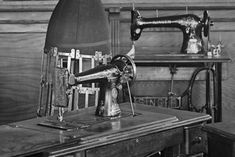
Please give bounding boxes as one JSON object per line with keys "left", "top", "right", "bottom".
{"left": 86, "top": 127, "right": 183, "bottom": 157}
{"left": 0, "top": 103, "right": 211, "bottom": 157}
{"left": 203, "top": 122, "right": 235, "bottom": 157}
{"left": 184, "top": 124, "right": 207, "bottom": 156}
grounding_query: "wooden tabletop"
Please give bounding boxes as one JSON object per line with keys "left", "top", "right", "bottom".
{"left": 134, "top": 53, "right": 231, "bottom": 64}
{"left": 0, "top": 103, "right": 211, "bottom": 157}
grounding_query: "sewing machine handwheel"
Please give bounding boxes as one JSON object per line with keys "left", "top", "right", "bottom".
{"left": 202, "top": 10, "right": 212, "bottom": 37}
{"left": 111, "top": 54, "right": 137, "bottom": 83}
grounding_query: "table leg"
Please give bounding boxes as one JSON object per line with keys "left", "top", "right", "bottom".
{"left": 214, "top": 63, "right": 222, "bottom": 122}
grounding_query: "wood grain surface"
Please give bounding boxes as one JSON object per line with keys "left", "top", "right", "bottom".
{"left": 0, "top": 33, "right": 43, "bottom": 124}
{"left": 0, "top": 103, "right": 210, "bottom": 157}
{"left": 0, "top": 0, "right": 234, "bottom": 124}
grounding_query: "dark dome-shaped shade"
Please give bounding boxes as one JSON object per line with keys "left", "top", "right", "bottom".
{"left": 44, "top": 0, "right": 111, "bottom": 55}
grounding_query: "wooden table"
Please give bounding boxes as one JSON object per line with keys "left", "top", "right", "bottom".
{"left": 0, "top": 103, "right": 211, "bottom": 157}
{"left": 203, "top": 122, "right": 235, "bottom": 157}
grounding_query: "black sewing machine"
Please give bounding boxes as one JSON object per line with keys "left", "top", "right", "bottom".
{"left": 131, "top": 9, "right": 213, "bottom": 54}
{"left": 38, "top": 54, "right": 137, "bottom": 130}
{"left": 68, "top": 54, "right": 136, "bottom": 117}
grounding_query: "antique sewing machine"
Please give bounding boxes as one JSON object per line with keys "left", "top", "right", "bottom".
{"left": 131, "top": 9, "right": 213, "bottom": 54}
{"left": 130, "top": 9, "right": 222, "bottom": 121}
{"left": 38, "top": 53, "right": 137, "bottom": 130}
{"left": 68, "top": 54, "right": 137, "bottom": 117}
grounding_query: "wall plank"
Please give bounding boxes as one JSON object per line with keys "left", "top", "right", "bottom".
{"left": 0, "top": 33, "right": 44, "bottom": 124}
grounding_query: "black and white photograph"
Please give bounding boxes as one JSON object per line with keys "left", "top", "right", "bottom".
{"left": 0, "top": 0, "right": 234, "bottom": 156}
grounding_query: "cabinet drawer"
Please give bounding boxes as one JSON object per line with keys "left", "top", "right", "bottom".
{"left": 86, "top": 128, "right": 183, "bottom": 157}
{"left": 184, "top": 124, "right": 207, "bottom": 155}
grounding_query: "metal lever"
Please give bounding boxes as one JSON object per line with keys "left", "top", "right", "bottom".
{"left": 167, "top": 65, "right": 177, "bottom": 108}
{"left": 58, "top": 107, "right": 64, "bottom": 122}
{"left": 127, "top": 81, "right": 135, "bottom": 116}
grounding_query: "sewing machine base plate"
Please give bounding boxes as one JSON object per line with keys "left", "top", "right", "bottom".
{"left": 38, "top": 120, "right": 89, "bottom": 131}
{"left": 38, "top": 110, "right": 142, "bottom": 131}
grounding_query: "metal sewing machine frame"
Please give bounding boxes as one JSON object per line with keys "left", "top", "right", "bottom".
{"left": 166, "top": 65, "right": 217, "bottom": 115}
{"left": 181, "top": 67, "right": 216, "bottom": 116}
{"left": 130, "top": 9, "right": 220, "bottom": 120}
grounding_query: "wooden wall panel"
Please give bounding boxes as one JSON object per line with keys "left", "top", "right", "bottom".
{"left": 0, "top": 0, "right": 234, "bottom": 124}
{"left": 0, "top": 34, "right": 44, "bottom": 124}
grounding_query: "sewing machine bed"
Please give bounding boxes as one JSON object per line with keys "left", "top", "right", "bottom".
{"left": 0, "top": 103, "right": 211, "bottom": 157}
{"left": 134, "top": 52, "right": 230, "bottom": 64}
{"left": 38, "top": 103, "right": 177, "bottom": 131}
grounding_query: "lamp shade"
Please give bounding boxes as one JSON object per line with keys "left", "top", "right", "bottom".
{"left": 44, "top": 0, "right": 111, "bottom": 55}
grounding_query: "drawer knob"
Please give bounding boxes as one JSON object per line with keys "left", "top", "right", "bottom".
{"left": 192, "top": 136, "right": 202, "bottom": 144}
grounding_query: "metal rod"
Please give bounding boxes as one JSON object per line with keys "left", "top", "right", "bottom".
{"left": 127, "top": 81, "right": 135, "bottom": 116}
{"left": 37, "top": 50, "right": 46, "bottom": 116}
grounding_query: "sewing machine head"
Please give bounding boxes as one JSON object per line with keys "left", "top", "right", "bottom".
{"left": 131, "top": 9, "right": 213, "bottom": 54}
{"left": 68, "top": 54, "right": 136, "bottom": 117}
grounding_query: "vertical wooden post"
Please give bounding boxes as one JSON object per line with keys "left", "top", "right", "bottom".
{"left": 108, "top": 7, "right": 120, "bottom": 56}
